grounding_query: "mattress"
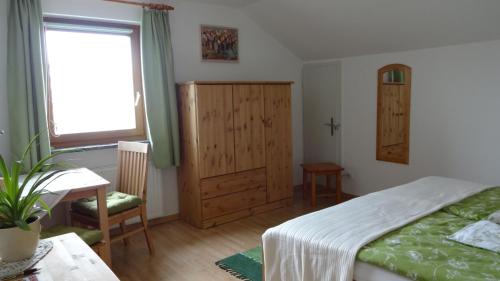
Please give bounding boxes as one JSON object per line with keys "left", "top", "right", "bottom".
{"left": 354, "top": 261, "right": 410, "bottom": 281}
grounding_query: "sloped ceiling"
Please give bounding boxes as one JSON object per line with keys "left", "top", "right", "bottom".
{"left": 182, "top": 0, "right": 259, "bottom": 8}
{"left": 185, "top": 0, "right": 500, "bottom": 60}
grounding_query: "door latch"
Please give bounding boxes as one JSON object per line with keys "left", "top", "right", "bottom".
{"left": 323, "top": 117, "right": 341, "bottom": 136}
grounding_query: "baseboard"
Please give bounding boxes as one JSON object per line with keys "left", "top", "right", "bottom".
{"left": 293, "top": 184, "right": 358, "bottom": 200}
{"left": 149, "top": 213, "right": 179, "bottom": 226}
{"left": 109, "top": 213, "right": 179, "bottom": 236}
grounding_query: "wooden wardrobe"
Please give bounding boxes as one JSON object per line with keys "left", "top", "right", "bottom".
{"left": 177, "top": 81, "right": 293, "bottom": 228}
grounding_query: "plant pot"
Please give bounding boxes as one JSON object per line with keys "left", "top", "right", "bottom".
{"left": 0, "top": 217, "right": 41, "bottom": 262}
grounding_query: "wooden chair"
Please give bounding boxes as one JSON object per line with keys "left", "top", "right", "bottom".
{"left": 71, "top": 141, "right": 154, "bottom": 255}
{"left": 41, "top": 225, "right": 107, "bottom": 257}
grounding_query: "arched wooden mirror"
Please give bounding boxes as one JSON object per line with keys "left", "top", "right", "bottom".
{"left": 376, "top": 64, "right": 411, "bottom": 164}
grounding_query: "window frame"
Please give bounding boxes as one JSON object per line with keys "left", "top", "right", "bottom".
{"left": 44, "top": 17, "right": 146, "bottom": 149}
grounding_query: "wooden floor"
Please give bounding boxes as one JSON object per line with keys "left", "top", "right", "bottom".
{"left": 111, "top": 191, "right": 341, "bottom": 281}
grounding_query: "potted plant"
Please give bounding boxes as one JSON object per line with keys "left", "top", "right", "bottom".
{"left": 0, "top": 137, "right": 63, "bottom": 262}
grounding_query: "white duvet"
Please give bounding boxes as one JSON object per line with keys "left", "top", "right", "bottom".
{"left": 262, "top": 177, "right": 490, "bottom": 281}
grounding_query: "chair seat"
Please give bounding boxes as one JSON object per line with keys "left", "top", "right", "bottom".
{"left": 71, "top": 191, "right": 143, "bottom": 219}
{"left": 41, "top": 225, "right": 103, "bottom": 246}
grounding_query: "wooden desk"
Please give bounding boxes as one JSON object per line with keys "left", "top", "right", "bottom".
{"left": 34, "top": 233, "right": 119, "bottom": 280}
{"left": 26, "top": 168, "right": 112, "bottom": 266}
{"left": 301, "top": 163, "right": 344, "bottom": 207}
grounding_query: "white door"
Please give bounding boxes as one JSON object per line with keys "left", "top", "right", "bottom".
{"left": 302, "top": 61, "right": 341, "bottom": 164}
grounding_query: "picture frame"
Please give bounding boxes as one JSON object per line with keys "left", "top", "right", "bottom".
{"left": 200, "top": 25, "right": 239, "bottom": 62}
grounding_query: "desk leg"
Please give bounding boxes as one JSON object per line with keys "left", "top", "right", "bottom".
{"left": 97, "top": 186, "right": 111, "bottom": 267}
{"left": 335, "top": 172, "right": 342, "bottom": 204}
{"left": 311, "top": 173, "right": 317, "bottom": 207}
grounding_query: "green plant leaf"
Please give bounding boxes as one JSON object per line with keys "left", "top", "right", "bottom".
{"left": 9, "top": 161, "right": 23, "bottom": 215}
{"left": 14, "top": 219, "right": 30, "bottom": 231}
{"left": 19, "top": 192, "right": 42, "bottom": 222}
{"left": 19, "top": 151, "right": 63, "bottom": 193}
{"left": 19, "top": 169, "right": 59, "bottom": 202}
{"left": 0, "top": 191, "right": 11, "bottom": 207}
{"left": 0, "top": 204, "right": 14, "bottom": 221}
{"left": 37, "top": 198, "right": 51, "bottom": 218}
{"left": 0, "top": 135, "right": 67, "bottom": 231}
{"left": 0, "top": 155, "right": 11, "bottom": 188}
{"left": 20, "top": 134, "right": 40, "bottom": 166}
{"left": 26, "top": 209, "right": 44, "bottom": 221}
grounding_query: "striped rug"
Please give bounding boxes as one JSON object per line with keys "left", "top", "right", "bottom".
{"left": 215, "top": 246, "right": 262, "bottom": 281}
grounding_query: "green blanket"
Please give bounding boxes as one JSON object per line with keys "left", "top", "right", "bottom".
{"left": 357, "top": 187, "right": 500, "bottom": 281}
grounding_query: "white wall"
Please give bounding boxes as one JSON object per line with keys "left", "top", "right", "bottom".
{"left": 169, "top": 1, "right": 304, "bottom": 186}
{"left": 27, "top": 0, "right": 303, "bottom": 219}
{"left": 341, "top": 40, "right": 500, "bottom": 195}
{"left": 0, "top": 0, "right": 10, "bottom": 163}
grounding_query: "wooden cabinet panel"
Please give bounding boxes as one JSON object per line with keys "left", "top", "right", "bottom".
{"left": 200, "top": 168, "right": 266, "bottom": 199}
{"left": 196, "top": 85, "right": 235, "bottom": 178}
{"left": 233, "top": 85, "right": 266, "bottom": 172}
{"left": 202, "top": 187, "right": 267, "bottom": 219}
{"left": 177, "top": 84, "right": 202, "bottom": 227}
{"left": 264, "top": 85, "right": 293, "bottom": 202}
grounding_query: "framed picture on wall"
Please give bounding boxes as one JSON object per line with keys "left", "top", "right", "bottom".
{"left": 201, "top": 25, "right": 239, "bottom": 62}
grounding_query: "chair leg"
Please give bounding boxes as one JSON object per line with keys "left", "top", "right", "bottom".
{"left": 140, "top": 205, "right": 155, "bottom": 255}
{"left": 120, "top": 222, "right": 129, "bottom": 246}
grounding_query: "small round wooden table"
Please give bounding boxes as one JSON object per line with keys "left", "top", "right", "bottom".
{"left": 301, "top": 162, "right": 344, "bottom": 207}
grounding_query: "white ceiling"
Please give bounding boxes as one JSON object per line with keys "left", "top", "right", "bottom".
{"left": 186, "top": 0, "right": 500, "bottom": 60}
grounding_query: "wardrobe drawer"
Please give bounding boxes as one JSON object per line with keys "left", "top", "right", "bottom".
{"left": 200, "top": 168, "right": 266, "bottom": 199}
{"left": 202, "top": 187, "right": 267, "bottom": 219}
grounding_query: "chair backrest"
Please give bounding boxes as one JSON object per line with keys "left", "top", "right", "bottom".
{"left": 116, "top": 141, "right": 149, "bottom": 201}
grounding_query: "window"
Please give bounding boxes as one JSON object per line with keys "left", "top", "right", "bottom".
{"left": 44, "top": 18, "right": 145, "bottom": 148}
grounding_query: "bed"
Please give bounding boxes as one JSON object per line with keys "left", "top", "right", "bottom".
{"left": 354, "top": 262, "right": 410, "bottom": 281}
{"left": 262, "top": 177, "right": 499, "bottom": 281}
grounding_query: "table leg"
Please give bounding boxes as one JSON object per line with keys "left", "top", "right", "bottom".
{"left": 311, "top": 173, "right": 317, "bottom": 207}
{"left": 96, "top": 186, "right": 111, "bottom": 267}
{"left": 335, "top": 171, "right": 342, "bottom": 204}
{"left": 326, "top": 175, "right": 331, "bottom": 191}
{"left": 302, "top": 170, "right": 307, "bottom": 199}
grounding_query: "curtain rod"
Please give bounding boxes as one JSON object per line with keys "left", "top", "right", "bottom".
{"left": 103, "top": 0, "right": 174, "bottom": 11}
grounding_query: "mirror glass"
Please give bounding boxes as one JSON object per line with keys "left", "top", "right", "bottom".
{"left": 382, "top": 70, "right": 405, "bottom": 84}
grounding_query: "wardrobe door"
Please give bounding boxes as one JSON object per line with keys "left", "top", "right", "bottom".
{"left": 233, "top": 84, "right": 266, "bottom": 172}
{"left": 264, "top": 84, "right": 293, "bottom": 202}
{"left": 196, "top": 85, "right": 235, "bottom": 178}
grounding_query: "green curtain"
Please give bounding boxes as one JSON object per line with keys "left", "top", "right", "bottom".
{"left": 7, "top": 0, "right": 50, "bottom": 169}
{"left": 141, "top": 9, "right": 180, "bottom": 168}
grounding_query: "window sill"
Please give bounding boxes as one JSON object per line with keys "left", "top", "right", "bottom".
{"left": 51, "top": 140, "right": 149, "bottom": 154}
